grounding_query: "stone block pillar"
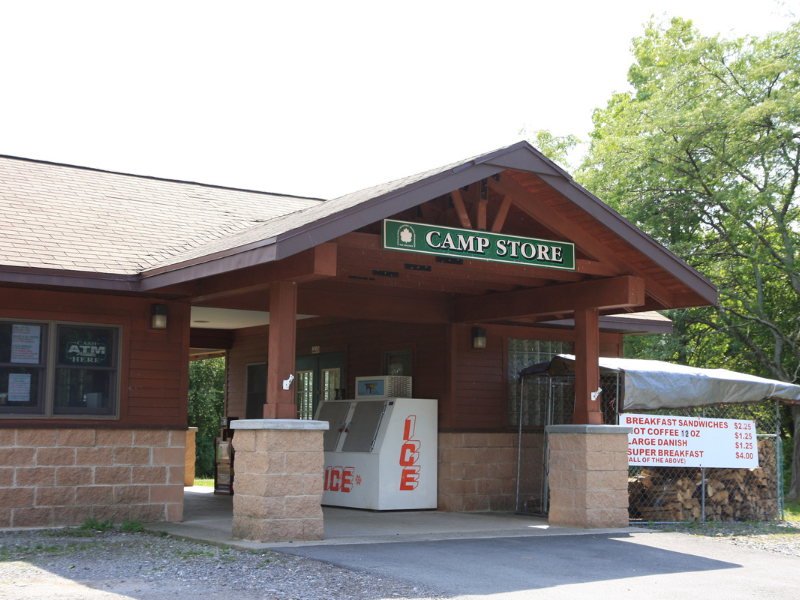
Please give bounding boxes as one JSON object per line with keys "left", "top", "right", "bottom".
{"left": 184, "top": 427, "right": 197, "bottom": 486}
{"left": 546, "top": 424, "right": 632, "bottom": 528}
{"left": 230, "top": 419, "right": 328, "bottom": 542}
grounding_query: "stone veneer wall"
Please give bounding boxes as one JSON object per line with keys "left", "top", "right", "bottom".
{"left": 0, "top": 428, "right": 186, "bottom": 528}
{"left": 231, "top": 422, "right": 325, "bottom": 543}
{"left": 438, "top": 433, "right": 533, "bottom": 512}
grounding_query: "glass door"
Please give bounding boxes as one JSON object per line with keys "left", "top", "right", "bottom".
{"left": 295, "top": 369, "right": 315, "bottom": 420}
{"left": 294, "top": 352, "right": 345, "bottom": 420}
{"left": 321, "top": 367, "right": 341, "bottom": 403}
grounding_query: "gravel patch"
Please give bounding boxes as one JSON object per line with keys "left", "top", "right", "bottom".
{"left": 0, "top": 527, "right": 442, "bottom": 600}
{"left": 641, "top": 519, "right": 800, "bottom": 557}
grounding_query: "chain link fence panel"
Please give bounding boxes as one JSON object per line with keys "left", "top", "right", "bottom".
{"left": 515, "top": 371, "right": 783, "bottom": 523}
{"left": 515, "top": 373, "right": 619, "bottom": 516}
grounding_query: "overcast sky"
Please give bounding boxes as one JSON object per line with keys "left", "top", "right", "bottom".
{"left": 0, "top": 1, "right": 797, "bottom": 199}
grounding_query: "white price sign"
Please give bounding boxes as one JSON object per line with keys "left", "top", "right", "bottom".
{"left": 11, "top": 324, "right": 40, "bottom": 364}
{"left": 620, "top": 413, "right": 759, "bottom": 469}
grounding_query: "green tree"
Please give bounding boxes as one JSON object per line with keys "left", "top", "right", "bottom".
{"left": 577, "top": 18, "right": 800, "bottom": 499}
{"left": 519, "top": 126, "right": 581, "bottom": 171}
{"left": 187, "top": 357, "right": 226, "bottom": 478}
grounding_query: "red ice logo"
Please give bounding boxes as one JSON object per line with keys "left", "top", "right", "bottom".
{"left": 399, "top": 415, "right": 420, "bottom": 491}
{"left": 324, "top": 466, "right": 354, "bottom": 492}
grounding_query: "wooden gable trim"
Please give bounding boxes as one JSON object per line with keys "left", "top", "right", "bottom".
{"left": 487, "top": 173, "right": 677, "bottom": 309}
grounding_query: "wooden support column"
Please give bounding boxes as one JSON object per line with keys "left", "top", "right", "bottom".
{"left": 573, "top": 307, "right": 602, "bottom": 425}
{"left": 265, "top": 281, "right": 298, "bottom": 419}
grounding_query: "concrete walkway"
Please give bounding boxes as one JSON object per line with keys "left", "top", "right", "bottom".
{"left": 146, "top": 487, "right": 645, "bottom": 550}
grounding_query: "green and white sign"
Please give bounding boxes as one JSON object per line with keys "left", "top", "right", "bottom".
{"left": 58, "top": 327, "right": 113, "bottom": 367}
{"left": 382, "top": 219, "right": 575, "bottom": 270}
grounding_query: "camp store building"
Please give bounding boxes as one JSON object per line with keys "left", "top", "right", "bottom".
{"left": 0, "top": 142, "right": 716, "bottom": 535}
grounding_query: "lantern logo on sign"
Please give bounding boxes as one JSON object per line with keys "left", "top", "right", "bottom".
{"left": 399, "top": 415, "right": 421, "bottom": 490}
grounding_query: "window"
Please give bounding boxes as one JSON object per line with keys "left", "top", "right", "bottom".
{"left": 321, "top": 367, "right": 341, "bottom": 403}
{"left": 0, "top": 322, "right": 48, "bottom": 415}
{"left": 382, "top": 349, "right": 412, "bottom": 377}
{"left": 295, "top": 369, "right": 315, "bottom": 420}
{"left": 0, "top": 320, "right": 120, "bottom": 418}
{"left": 508, "top": 339, "right": 572, "bottom": 427}
{"left": 245, "top": 363, "right": 267, "bottom": 420}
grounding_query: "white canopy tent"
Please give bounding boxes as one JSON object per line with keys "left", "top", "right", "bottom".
{"left": 519, "top": 355, "right": 800, "bottom": 411}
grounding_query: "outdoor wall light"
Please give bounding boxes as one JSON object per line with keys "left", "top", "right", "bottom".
{"left": 472, "top": 327, "right": 487, "bottom": 349}
{"left": 150, "top": 304, "right": 168, "bottom": 330}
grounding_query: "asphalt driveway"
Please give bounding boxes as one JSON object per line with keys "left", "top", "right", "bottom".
{"left": 278, "top": 530, "right": 800, "bottom": 599}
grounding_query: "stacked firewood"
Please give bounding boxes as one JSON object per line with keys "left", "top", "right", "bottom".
{"left": 628, "top": 439, "right": 779, "bottom": 522}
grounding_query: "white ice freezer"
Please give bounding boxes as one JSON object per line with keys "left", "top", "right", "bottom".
{"left": 314, "top": 397, "right": 437, "bottom": 510}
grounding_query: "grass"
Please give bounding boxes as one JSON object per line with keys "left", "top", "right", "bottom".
{"left": 193, "top": 478, "right": 214, "bottom": 487}
{"left": 784, "top": 498, "right": 800, "bottom": 521}
{"left": 81, "top": 518, "right": 114, "bottom": 532}
{"left": 120, "top": 520, "right": 144, "bottom": 532}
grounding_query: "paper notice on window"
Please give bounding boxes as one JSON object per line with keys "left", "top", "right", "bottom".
{"left": 11, "top": 325, "right": 40, "bottom": 364}
{"left": 8, "top": 373, "right": 32, "bottom": 402}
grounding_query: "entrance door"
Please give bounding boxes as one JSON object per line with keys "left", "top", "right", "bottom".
{"left": 295, "top": 352, "right": 345, "bottom": 420}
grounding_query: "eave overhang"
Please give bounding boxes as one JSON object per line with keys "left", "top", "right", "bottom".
{"left": 0, "top": 142, "right": 718, "bottom": 310}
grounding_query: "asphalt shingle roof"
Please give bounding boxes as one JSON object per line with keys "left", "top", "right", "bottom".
{"left": 0, "top": 156, "right": 323, "bottom": 274}
{"left": 0, "top": 145, "right": 488, "bottom": 275}
{"left": 145, "top": 153, "right": 474, "bottom": 271}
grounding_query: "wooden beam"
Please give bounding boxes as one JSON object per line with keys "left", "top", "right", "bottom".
{"left": 189, "top": 328, "right": 234, "bottom": 350}
{"left": 298, "top": 288, "right": 450, "bottom": 324}
{"left": 451, "top": 189, "right": 472, "bottom": 229}
{"left": 443, "top": 324, "right": 459, "bottom": 429}
{"left": 491, "top": 195, "right": 511, "bottom": 233}
{"left": 477, "top": 199, "right": 488, "bottom": 230}
{"left": 482, "top": 323, "right": 575, "bottom": 342}
{"left": 191, "top": 243, "right": 337, "bottom": 303}
{"left": 489, "top": 176, "right": 673, "bottom": 307}
{"left": 266, "top": 281, "right": 298, "bottom": 419}
{"left": 337, "top": 247, "right": 555, "bottom": 288}
{"left": 489, "top": 176, "right": 627, "bottom": 269}
{"left": 488, "top": 175, "right": 676, "bottom": 307}
{"left": 336, "top": 267, "right": 517, "bottom": 294}
{"left": 573, "top": 307, "right": 603, "bottom": 425}
{"left": 452, "top": 276, "right": 646, "bottom": 323}
{"left": 419, "top": 201, "right": 441, "bottom": 224}
{"left": 189, "top": 350, "right": 227, "bottom": 361}
{"left": 577, "top": 260, "right": 619, "bottom": 277}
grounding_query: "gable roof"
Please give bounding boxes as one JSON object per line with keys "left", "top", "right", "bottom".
{"left": 0, "top": 142, "right": 717, "bottom": 307}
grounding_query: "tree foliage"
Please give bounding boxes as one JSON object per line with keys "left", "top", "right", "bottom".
{"left": 519, "top": 126, "right": 581, "bottom": 171}
{"left": 187, "top": 357, "right": 226, "bottom": 478}
{"left": 576, "top": 18, "right": 800, "bottom": 498}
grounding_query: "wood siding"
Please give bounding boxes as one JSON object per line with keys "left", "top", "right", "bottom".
{"left": 227, "top": 320, "right": 447, "bottom": 422}
{"left": 226, "top": 319, "right": 624, "bottom": 432}
{"left": 0, "top": 288, "right": 190, "bottom": 428}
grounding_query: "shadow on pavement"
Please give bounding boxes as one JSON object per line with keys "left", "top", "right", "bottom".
{"left": 278, "top": 532, "right": 740, "bottom": 596}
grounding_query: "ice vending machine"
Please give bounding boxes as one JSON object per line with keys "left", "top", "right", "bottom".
{"left": 315, "top": 396, "right": 437, "bottom": 510}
